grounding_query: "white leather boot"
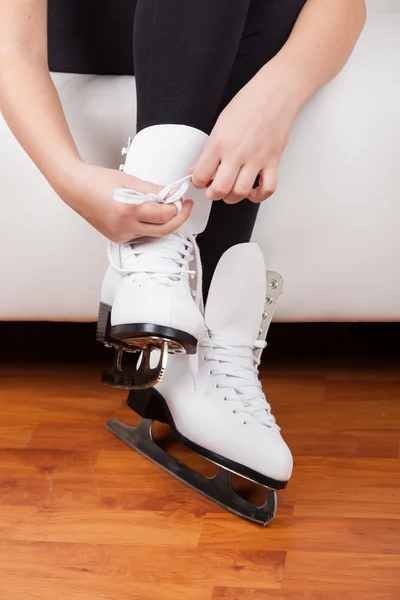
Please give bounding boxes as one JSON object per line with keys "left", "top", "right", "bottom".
{"left": 97, "top": 125, "right": 210, "bottom": 389}
{"left": 107, "top": 243, "right": 292, "bottom": 524}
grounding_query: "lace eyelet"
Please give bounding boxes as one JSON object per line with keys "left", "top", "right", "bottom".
{"left": 242, "top": 421, "right": 248, "bottom": 426}
{"left": 232, "top": 410, "right": 237, "bottom": 414}
{"left": 215, "top": 384, "right": 219, "bottom": 390}
{"left": 202, "top": 355, "right": 207, "bottom": 362}
{"left": 208, "top": 370, "right": 213, "bottom": 376}
{"left": 223, "top": 397, "right": 228, "bottom": 402}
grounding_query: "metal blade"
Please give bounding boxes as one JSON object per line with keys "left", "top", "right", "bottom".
{"left": 106, "top": 418, "right": 277, "bottom": 525}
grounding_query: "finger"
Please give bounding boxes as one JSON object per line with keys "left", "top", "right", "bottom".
{"left": 223, "top": 165, "right": 260, "bottom": 205}
{"left": 136, "top": 202, "right": 179, "bottom": 225}
{"left": 137, "top": 200, "right": 194, "bottom": 237}
{"left": 191, "top": 145, "right": 220, "bottom": 189}
{"left": 248, "top": 168, "right": 278, "bottom": 204}
{"left": 205, "top": 159, "right": 241, "bottom": 201}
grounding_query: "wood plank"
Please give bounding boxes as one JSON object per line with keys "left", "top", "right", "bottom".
{"left": 284, "top": 429, "right": 399, "bottom": 458}
{"left": 27, "top": 422, "right": 126, "bottom": 451}
{"left": 327, "top": 364, "right": 400, "bottom": 382}
{"left": 0, "top": 425, "right": 33, "bottom": 448}
{"left": 3, "top": 506, "right": 202, "bottom": 546}
{"left": 199, "top": 515, "right": 400, "bottom": 554}
{"left": 293, "top": 487, "right": 400, "bottom": 519}
{"left": 0, "top": 540, "right": 285, "bottom": 589}
{"left": 0, "top": 448, "right": 96, "bottom": 477}
{"left": 1, "top": 577, "right": 211, "bottom": 600}
{"left": 0, "top": 473, "right": 225, "bottom": 515}
{"left": 212, "top": 589, "right": 400, "bottom": 600}
{"left": 283, "top": 552, "right": 400, "bottom": 590}
{"left": 273, "top": 399, "right": 400, "bottom": 431}
{"left": 289, "top": 457, "right": 400, "bottom": 491}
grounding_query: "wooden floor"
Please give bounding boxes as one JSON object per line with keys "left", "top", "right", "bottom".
{"left": 1, "top": 346, "right": 400, "bottom": 599}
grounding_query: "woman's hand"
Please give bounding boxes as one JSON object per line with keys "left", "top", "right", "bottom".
{"left": 56, "top": 162, "right": 193, "bottom": 243}
{"left": 191, "top": 63, "right": 300, "bottom": 204}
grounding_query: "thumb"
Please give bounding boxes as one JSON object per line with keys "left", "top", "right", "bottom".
{"left": 122, "top": 173, "right": 163, "bottom": 196}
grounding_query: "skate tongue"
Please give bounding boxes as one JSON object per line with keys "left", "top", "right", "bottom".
{"left": 205, "top": 244, "right": 266, "bottom": 346}
{"left": 123, "top": 125, "right": 211, "bottom": 234}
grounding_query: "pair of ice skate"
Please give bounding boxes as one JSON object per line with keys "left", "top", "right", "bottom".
{"left": 97, "top": 125, "right": 293, "bottom": 524}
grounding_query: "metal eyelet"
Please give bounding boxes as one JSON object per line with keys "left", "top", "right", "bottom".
{"left": 265, "top": 296, "right": 273, "bottom": 305}
{"left": 269, "top": 279, "right": 278, "bottom": 290}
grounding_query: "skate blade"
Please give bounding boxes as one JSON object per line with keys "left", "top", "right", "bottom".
{"left": 102, "top": 343, "right": 168, "bottom": 390}
{"left": 106, "top": 418, "right": 277, "bottom": 525}
{"left": 110, "top": 323, "right": 198, "bottom": 355}
{"left": 117, "top": 336, "right": 185, "bottom": 354}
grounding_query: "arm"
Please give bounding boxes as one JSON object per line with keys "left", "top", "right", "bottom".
{"left": 0, "top": 0, "right": 191, "bottom": 240}
{"left": 193, "top": 0, "right": 367, "bottom": 204}
{"left": 0, "top": 0, "right": 83, "bottom": 187}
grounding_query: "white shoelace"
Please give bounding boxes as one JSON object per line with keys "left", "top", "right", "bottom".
{"left": 113, "top": 174, "right": 192, "bottom": 214}
{"left": 201, "top": 335, "right": 279, "bottom": 429}
{"left": 109, "top": 175, "right": 202, "bottom": 303}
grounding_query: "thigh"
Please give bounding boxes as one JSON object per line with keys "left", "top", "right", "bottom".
{"left": 48, "top": 0, "right": 137, "bottom": 75}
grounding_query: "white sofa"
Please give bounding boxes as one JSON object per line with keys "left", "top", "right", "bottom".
{"left": 1, "top": 0, "right": 399, "bottom": 322}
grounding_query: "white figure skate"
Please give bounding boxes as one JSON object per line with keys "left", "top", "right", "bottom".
{"left": 107, "top": 243, "right": 292, "bottom": 525}
{"left": 97, "top": 125, "right": 211, "bottom": 389}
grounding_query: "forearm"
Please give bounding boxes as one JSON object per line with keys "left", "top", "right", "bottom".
{"left": 258, "top": 0, "right": 367, "bottom": 116}
{"left": 0, "top": 53, "right": 82, "bottom": 188}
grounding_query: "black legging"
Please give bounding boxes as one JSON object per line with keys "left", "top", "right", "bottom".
{"left": 48, "top": 0, "right": 306, "bottom": 295}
